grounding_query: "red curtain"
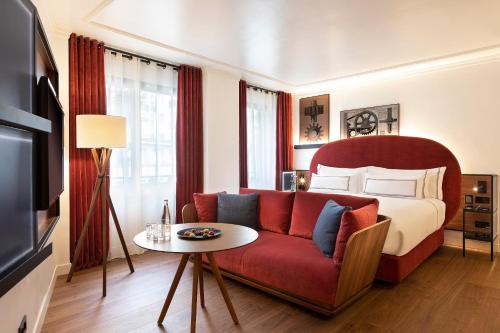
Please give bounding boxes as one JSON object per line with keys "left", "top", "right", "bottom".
{"left": 69, "top": 33, "right": 108, "bottom": 270}
{"left": 176, "top": 65, "right": 204, "bottom": 223}
{"left": 276, "top": 91, "right": 294, "bottom": 190}
{"left": 239, "top": 80, "right": 248, "bottom": 188}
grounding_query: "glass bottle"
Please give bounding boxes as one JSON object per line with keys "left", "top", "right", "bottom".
{"left": 161, "top": 199, "right": 171, "bottom": 225}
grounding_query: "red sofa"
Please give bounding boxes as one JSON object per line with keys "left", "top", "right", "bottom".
{"left": 185, "top": 189, "right": 391, "bottom": 315}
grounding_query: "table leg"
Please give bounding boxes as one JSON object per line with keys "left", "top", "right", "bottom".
{"left": 197, "top": 254, "right": 205, "bottom": 308}
{"left": 191, "top": 254, "right": 199, "bottom": 333}
{"left": 158, "top": 254, "right": 190, "bottom": 325}
{"left": 206, "top": 253, "right": 239, "bottom": 324}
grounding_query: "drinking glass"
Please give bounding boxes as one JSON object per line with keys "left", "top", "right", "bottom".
{"left": 152, "top": 223, "right": 159, "bottom": 241}
{"left": 164, "top": 224, "right": 171, "bottom": 241}
{"left": 157, "top": 224, "right": 165, "bottom": 241}
{"left": 146, "top": 223, "right": 154, "bottom": 239}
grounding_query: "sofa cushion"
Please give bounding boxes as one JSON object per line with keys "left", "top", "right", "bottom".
{"left": 242, "top": 231, "right": 339, "bottom": 306}
{"left": 239, "top": 188, "right": 295, "bottom": 234}
{"left": 289, "top": 191, "right": 379, "bottom": 239}
{"left": 217, "top": 193, "right": 259, "bottom": 229}
{"left": 206, "top": 231, "right": 340, "bottom": 306}
{"left": 193, "top": 192, "right": 219, "bottom": 222}
{"left": 312, "top": 200, "right": 351, "bottom": 257}
{"left": 333, "top": 202, "right": 379, "bottom": 266}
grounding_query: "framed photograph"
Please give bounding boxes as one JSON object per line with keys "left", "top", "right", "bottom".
{"left": 281, "top": 171, "right": 296, "bottom": 192}
{"left": 299, "top": 94, "right": 330, "bottom": 145}
{"left": 340, "top": 104, "right": 399, "bottom": 139}
{"left": 465, "top": 195, "right": 473, "bottom": 205}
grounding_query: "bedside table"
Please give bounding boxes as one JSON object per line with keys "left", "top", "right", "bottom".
{"left": 462, "top": 207, "right": 497, "bottom": 261}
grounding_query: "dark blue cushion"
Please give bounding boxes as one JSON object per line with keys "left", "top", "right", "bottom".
{"left": 312, "top": 200, "right": 351, "bottom": 257}
{"left": 217, "top": 193, "right": 259, "bottom": 230}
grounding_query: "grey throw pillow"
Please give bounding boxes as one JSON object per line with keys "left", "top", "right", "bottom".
{"left": 217, "top": 193, "right": 259, "bottom": 230}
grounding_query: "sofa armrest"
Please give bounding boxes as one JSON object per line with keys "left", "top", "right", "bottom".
{"left": 182, "top": 203, "right": 199, "bottom": 223}
{"left": 334, "top": 215, "right": 391, "bottom": 308}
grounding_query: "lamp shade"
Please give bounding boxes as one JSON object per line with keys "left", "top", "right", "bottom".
{"left": 76, "top": 115, "right": 127, "bottom": 148}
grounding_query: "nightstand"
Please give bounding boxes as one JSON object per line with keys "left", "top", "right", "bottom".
{"left": 462, "top": 207, "right": 497, "bottom": 261}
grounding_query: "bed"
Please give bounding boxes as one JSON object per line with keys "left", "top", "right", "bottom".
{"left": 309, "top": 135, "right": 461, "bottom": 282}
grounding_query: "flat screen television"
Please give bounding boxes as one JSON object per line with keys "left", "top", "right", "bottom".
{"left": 37, "top": 76, "right": 64, "bottom": 210}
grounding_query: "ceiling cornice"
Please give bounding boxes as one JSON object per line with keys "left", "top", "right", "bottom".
{"left": 54, "top": 0, "right": 500, "bottom": 94}
{"left": 292, "top": 44, "right": 500, "bottom": 94}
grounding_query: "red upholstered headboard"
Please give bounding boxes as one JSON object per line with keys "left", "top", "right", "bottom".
{"left": 309, "top": 136, "right": 461, "bottom": 225}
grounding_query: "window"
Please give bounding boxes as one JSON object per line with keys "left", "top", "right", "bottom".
{"left": 104, "top": 52, "right": 177, "bottom": 259}
{"left": 246, "top": 88, "right": 277, "bottom": 189}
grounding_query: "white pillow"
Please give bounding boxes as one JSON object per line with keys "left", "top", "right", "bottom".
{"left": 367, "top": 166, "right": 446, "bottom": 200}
{"left": 362, "top": 173, "right": 425, "bottom": 198}
{"left": 425, "top": 167, "right": 446, "bottom": 200}
{"left": 318, "top": 164, "right": 369, "bottom": 176}
{"left": 309, "top": 174, "right": 350, "bottom": 193}
{"left": 316, "top": 164, "right": 368, "bottom": 193}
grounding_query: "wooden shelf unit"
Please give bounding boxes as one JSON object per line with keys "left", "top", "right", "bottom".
{"left": 447, "top": 174, "right": 497, "bottom": 231}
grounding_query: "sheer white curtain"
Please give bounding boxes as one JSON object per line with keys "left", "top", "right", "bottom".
{"left": 105, "top": 53, "right": 177, "bottom": 258}
{"left": 246, "top": 88, "right": 277, "bottom": 189}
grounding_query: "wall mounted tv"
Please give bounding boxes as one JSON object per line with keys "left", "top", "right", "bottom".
{"left": 37, "top": 76, "right": 64, "bottom": 210}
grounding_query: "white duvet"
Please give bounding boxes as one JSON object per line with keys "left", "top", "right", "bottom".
{"left": 308, "top": 189, "right": 446, "bottom": 256}
{"left": 358, "top": 194, "right": 446, "bottom": 256}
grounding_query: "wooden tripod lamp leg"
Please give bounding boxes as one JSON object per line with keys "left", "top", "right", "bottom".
{"left": 66, "top": 175, "right": 104, "bottom": 282}
{"left": 101, "top": 150, "right": 108, "bottom": 297}
{"left": 107, "top": 193, "right": 134, "bottom": 273}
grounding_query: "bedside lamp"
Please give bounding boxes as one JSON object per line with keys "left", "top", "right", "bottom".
{"left": 67, "top": 115, "right": 134, "bottom": 297}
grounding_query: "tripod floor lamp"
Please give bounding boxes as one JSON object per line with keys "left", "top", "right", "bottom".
{"left": 67, "top": 115, "right": 134, "bottom": 297}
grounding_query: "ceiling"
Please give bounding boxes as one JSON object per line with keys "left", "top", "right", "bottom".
{"left": 45, "top": 0, "right": 500, "bottom": 88}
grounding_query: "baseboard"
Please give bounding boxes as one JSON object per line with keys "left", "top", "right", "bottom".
{"left": 109, "top": 241, "right": 144, "bottom": 261}
{"left": 444, "top": 230, "right": 500, "bottom": 253}
{"left": 55, "top": 262, "right": 71, "bottom": 276}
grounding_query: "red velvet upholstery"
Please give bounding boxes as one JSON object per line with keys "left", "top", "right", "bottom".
{"left": 193, "top": 192, "right": 223, "bottom": 222}
{"left": 333, "top": 202, "right": 379, "bottom": 267}
{"left": 207, "top": 231, "right": 340, "bottom": 307}
{"left": 240, "top": 188, "right": 295, "bottom": 234}
{"left": 309, "top": 136, "right": 461, "bottom": 225}
{"left": 289, "top": 191, "right": 379, "bottom": 239}
{"left": 376, "top": 228, "right": 444, "bottom": 282}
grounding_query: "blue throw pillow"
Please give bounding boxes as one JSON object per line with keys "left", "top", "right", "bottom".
{"left": 217, "top": 193, "right": 259, "bottom": 230}
{"left": 312, "top": 200, "right": 351, "bottom": 257}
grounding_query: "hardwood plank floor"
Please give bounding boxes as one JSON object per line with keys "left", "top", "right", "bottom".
{"left": 42, "top": 247, "right": 500, "bottom": 333}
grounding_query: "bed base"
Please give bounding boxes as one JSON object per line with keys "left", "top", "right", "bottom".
{"left": 376, "top": 227, "right": 445, "bottom": 282}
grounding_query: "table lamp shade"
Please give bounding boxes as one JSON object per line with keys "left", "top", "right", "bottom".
{"left": 76, "top": 115, "right": 127, "bottom": 148}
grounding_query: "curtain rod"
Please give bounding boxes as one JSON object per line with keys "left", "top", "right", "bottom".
{"left": 247, "top": 83, "right": 278, "bottom": 94}
{"left": 104, "top": 46, "right": 179, "bottom": 70}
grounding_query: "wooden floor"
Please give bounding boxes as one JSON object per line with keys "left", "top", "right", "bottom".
{"left": 42, "top": 247, "right": 500, "bottom": 333}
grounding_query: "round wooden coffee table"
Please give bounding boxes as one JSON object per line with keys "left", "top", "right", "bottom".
{"left": 133, "top": 223, "right": 258, "bottom": 333}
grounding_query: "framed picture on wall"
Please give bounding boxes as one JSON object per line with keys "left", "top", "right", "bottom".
{"left": 282, "top": 171, "right": 296, "bottom": 192}
{"left": 299, "top": 94, "right": 330, "bottom": 145}
{"left": 340, "top": 104, "right": 399, "bottom": 139}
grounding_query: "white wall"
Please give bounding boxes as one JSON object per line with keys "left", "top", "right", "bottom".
{"left": 0, "top": 1, "right": 70, "bottom": 332}
{"left": 203, "top": 67, "right": 240, "bottom": 194}
{"left": 292, "top": 59, "right": 500, "bottom": 251}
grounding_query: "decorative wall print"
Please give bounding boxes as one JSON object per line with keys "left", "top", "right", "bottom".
{"left": 299, "top": 94, "right": 330, "bottom": 144}
{"left": 340, "top": 104, "right": 399, "bottom": 139}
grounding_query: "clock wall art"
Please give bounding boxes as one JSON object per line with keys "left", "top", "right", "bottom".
{"left": 299, "top": 94, "right": 330, "bottom": 145}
